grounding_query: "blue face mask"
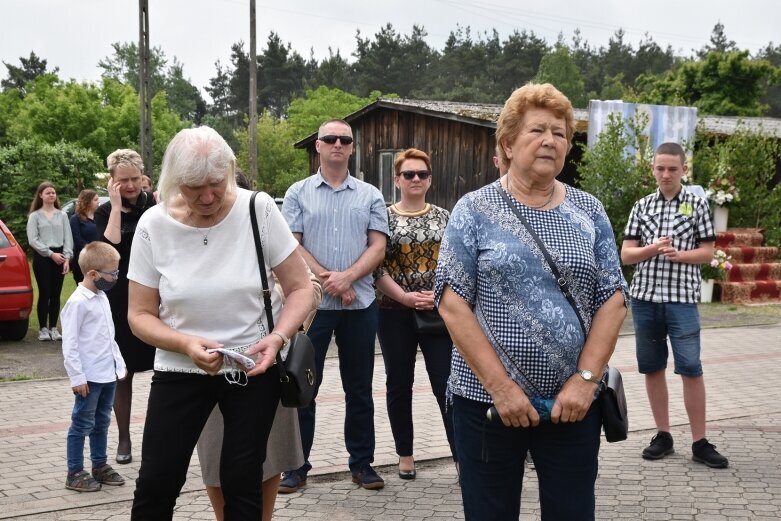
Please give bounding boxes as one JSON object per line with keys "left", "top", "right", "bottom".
{"left": 94, "top": 269, "right": 119, "bottom": 292}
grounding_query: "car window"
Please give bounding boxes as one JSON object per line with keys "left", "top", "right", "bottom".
{"left": 0, "top": 229, "right": 10, "bottom": 248}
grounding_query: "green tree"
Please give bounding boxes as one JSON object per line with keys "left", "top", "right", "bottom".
{"left": 697, "top": 22, "right": 738, "bottom": 58}
{"left": 0, "top": 140, "right": 103, "bottom": 251}
{"left": 578, "top": 111, "right": 655, "bottom": 250}
{"left": 635, "top": 51, "right": 780, "bottom": 116}
{"left": 98, "top": 42, "right": 168, "bottom": 96}
{"left": 1, "top": 51, "right": 58, "bottom": 96}
{"left": 287, "top": 86, "right": 388, "bottom": 140}
{"left": 757, "top": 42, "right": 781, "bottom": 117}
{"left": 534, "top": 42, "right": 587, "bottom": 107}
{"left": 258, "top": 32, "right": 307, "bottom": 117}
{"left": 234, "top": 113, "right": 308, "bottom": 196}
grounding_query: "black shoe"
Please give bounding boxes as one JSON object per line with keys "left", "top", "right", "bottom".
{"left": 642, "top": 431, "right": 674, "bottom": 460}
{"left": 351, "top": 464, "right": 385, "bottom": 490}
{"left": 692, "top": 438, "right": 729, "bottom": 468}
{"left": 278, "top": 469, "right": 307, "bottom": 493}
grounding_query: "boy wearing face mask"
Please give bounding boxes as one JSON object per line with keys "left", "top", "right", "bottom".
{"left": 61, "top": 242, "right": 128, "bottom": 492}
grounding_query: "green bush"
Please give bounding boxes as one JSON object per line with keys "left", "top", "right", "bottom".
{"left": 577, "top": 111, "right": 656, "bottom": 248}
{"left": 692, "top": 127, "right": 781, "bottom": 246}
{"left": 0, "top": 139, "right": 103, "bottom": 252}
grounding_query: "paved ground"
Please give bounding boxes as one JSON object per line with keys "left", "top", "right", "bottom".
{"left": 2, "top": 323, "right": 781, "bottom": 520}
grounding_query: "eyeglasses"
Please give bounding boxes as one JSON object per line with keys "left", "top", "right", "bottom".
{"left": 318, "top": 135, "right": 354, "bottom": 145}
{"left": 399, "top": 170, "right": 431, "bottom": 180}
{"left": 98, "top": 269, "right": 120, "bottom": 280}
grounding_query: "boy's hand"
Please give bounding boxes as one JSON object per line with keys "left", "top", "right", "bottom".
{"left": 72, "top": 384, "right": 89, "bottom": 398}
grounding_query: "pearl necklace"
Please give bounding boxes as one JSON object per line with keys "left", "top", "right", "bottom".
{"left": 187, "top": 206, "right": 223, "bottom": 246}
{"left": 506, "top": 175, "right": 556, "bottom": 210}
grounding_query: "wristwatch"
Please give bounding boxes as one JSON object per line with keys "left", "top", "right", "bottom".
{"left": 577, "top": 369, "right": 601, "bottom": 384}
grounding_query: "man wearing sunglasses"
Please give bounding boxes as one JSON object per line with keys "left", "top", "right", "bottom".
{"left": 281, "top": 119, "right": 389, "bottom": 491}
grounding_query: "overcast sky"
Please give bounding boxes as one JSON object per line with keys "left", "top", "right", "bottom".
{"left": 2, "top": 0, "right": 779, "bottom": 100}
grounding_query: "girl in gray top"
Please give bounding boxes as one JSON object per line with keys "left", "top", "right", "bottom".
{"left": 26, "top": 181, "right": 73, "bottom": 341}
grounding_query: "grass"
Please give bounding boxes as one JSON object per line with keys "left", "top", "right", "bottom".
{"left": 26, "top": 261, "right": 77, "bottom": 340}
{"left": 0, "top": 373, "right": 41, "bottom": 382}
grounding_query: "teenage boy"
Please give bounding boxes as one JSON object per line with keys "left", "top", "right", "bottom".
{"left": 621, "top": 142, "right": 728, "bottom": 468}
{"left": 62, "top": 242, "right": 128, "bottom": 491}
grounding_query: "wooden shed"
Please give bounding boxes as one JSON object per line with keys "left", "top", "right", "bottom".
{"left": 294, "top": 98, "right": 781, "bottom": 210}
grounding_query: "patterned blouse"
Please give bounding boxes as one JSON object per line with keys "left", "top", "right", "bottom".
{"left": 376, "top": 204, "right": 450, "bottom": 309}
{"left": 435, "top": 180, "right": 628, "bottom": 404}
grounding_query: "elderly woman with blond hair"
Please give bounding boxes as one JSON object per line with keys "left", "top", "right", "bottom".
{"left": 94, "top": 150, "right": 156, "bottom": 465}
{"left": 436, "top": 83, "right": 628, "bottom": 520}
{"left": 127, "top": 126, "right": 312, "bottom": 519}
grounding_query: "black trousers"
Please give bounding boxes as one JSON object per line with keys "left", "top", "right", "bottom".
{"left": 131, "top": 369, "right": 280, "bottom": 520}
{"left": 32, "top": 250, "right": 65, "bottom": 329}
{"left": 377, "top": 308, "right": 456, "bottom": 461}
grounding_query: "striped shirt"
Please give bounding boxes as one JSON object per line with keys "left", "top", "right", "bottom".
{"left": 624, "top": 188, "right": 715, "bottom": 303}
{"left": 283, "top": 170, "right": 389, "bottom": 311}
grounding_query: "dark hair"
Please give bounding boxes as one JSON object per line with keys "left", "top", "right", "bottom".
{"left": 75, "top": 189, "right": 97, "bottom": 221}
{"left": 28, "top": 182, "right": 61, "bottom": 214}
{"left": 235, "top": 168, "right": 252, "bottom": 190}
{"left": 654, "top": 142, "right": 687, "bottom": 165}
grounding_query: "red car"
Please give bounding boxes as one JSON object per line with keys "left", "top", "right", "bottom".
{"left": 0, "top": 219, "right": 33, "bottom": 341}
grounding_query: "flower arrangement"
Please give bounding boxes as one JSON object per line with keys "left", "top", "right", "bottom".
{"left": 704, "top": 157, "right": 739, "bottom": 206}
{"left": 701, "top": 249, "right": 733, "bottom": 280}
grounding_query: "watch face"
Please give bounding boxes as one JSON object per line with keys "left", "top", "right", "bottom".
{"left": 581, "top": 370, "right": 593, "bottom": 380}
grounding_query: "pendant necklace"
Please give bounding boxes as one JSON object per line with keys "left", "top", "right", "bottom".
{"left": 507, "top": 175, "right": 555, "bottom": 210}
{"left": 187, "top": 206, "right": 223, "bottom": 246}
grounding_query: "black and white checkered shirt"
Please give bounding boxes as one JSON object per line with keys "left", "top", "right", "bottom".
{"left": 624, "top": 189, "right": 715, "bottom": 303}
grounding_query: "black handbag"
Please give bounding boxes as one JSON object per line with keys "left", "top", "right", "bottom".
{"left": 412, "top": 309, "right": 449, "bottom": 336}
{"left": 250, "top": 192, "right": 317, "bottom": 408}
{"left": 399, "top": 261, "right": 448, "bottom": 336}
{"left": 495, "top": 185, "right": 629, "bottom": 442}
{"left": 600, "top": 366, "right": 628, "bottom": 442}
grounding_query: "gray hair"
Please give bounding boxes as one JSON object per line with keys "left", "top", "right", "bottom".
{"left": 106, "top": 149, "right": 144, "bottom": 175}
{"left": 157, "top": 126, "right": 237, "bottom": 206}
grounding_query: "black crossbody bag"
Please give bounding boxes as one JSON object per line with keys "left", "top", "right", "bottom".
{"left": 494, "top": 185, "right": 628, "bottom": 442}
{"left": 250, "top": 192, "right": 316, "bottom": 408}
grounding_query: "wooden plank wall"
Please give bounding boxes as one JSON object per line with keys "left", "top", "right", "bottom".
{"left": 302, "top": 107, "right": 584, "bottom": 211}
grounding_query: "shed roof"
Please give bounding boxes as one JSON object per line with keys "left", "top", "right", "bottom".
{"left": 294, "top": 98, "right": 781, "bottom": 148}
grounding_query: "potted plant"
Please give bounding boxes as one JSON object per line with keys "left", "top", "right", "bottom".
{"left": 705, "top": 155, "right": 740, "bottom": 232}
{"left": 700, "top": 249, "right": 733, "bottom": 302}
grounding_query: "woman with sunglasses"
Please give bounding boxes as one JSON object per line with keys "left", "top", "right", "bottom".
{"left": 374, "top": 148, "right": 456, "bottom": 480}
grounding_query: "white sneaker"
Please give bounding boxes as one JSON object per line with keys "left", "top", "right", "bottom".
{"left": 49, "top": 327, "right": 62, "bottom": 341}
{"left": 38, "top": 328, "right": 51, "bottom": 341}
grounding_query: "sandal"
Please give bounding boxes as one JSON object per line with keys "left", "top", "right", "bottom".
{"left": 92, "top": 464, "right": 125, "bottom": 486}
{"left": 65, "top": 470, "right": 102, "bottom": 492}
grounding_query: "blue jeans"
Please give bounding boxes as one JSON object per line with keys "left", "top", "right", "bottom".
{"left": 66, "top": 380, "right": 116, "bottom": 474}
{"left": 453, "top": 395, "right": 601, "bottom": 521}
{"left": 632, "top": 298, "right": 703, "bottom": 376}
{"left": 296, "top": 302, "right": 378, "bottom": 472}
{"left": 377, "top": 308, "right": 456, "bottom": 460}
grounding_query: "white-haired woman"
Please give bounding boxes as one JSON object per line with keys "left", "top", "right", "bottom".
{"left": 127, "top": 126, "right": 312, "bottom": 519}
{"left": 94, "top": 149, "right": 156, "bottom": 465}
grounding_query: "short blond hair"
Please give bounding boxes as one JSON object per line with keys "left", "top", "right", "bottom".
{"left": 107, "top": 149, "right": 144, "bottom": 176}
{"left": 78, "top": 242, "right": 120, "bottom": 274}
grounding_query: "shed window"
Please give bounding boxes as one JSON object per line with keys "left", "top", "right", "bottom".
{"left": 378, "top": 150, "right": 401, "bottom": 203}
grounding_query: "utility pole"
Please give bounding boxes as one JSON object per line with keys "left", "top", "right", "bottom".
{"left": 249, "top": 0, "right": 258, "bottom": 183}
{"left": 138, "top": 0, "right": 152, "bottom": 176}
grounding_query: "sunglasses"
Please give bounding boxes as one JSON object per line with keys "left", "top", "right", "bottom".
{"left": 399, "top": 170, "right": 431, "bottom": 180}
{"left": 318, "top": 135, "right": 354, "bottom": 145}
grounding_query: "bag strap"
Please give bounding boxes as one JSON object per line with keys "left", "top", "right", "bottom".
{"left": 494, "top": 184, "right": 587, "bottom": 337}
{"left": 249, "top": 192, "right": 288, "bottom": 379}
